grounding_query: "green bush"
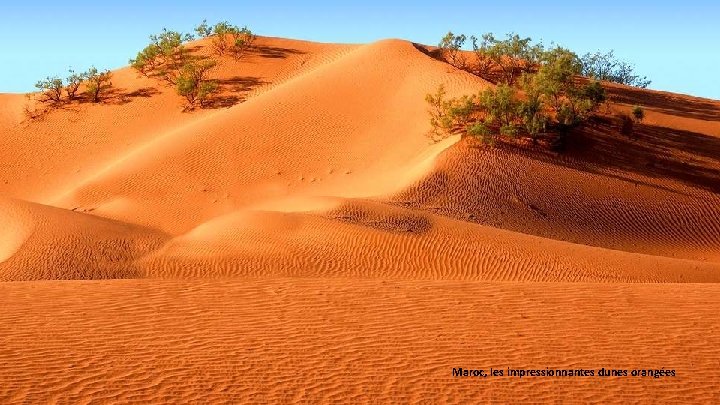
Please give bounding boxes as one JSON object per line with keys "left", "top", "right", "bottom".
{"left": 175, "top": 60, "right": 218, "bottom": 109}
{"left": 425, "top": 84, "right": 452, "bottom": 140}
{"left": 469, "top": 34, "right": 494, "bottom": 79}
{"left": 202, "top": 21, "right": 256, "bottom": 59}
{"left": 580, "top": 50, "right": 651, "bottom": 88}
{"left": 467, "top": 121, "right": 493, "bottom": 145}
{"left": 519, "top": 90, "right": 548, "bottom": 143}
{"left": 425, "top": 40, "right": 606, "bottom": 150}
{"left": 35, "top": 77, "right": 64, "bottom": 102}
{"left": 128, "top": 22, "right": 260, "bottom": 110}
{"left": 438, "top": 32, "right": 467, "bottom": 69}
{"left": 65, "top": 69, "right": 85, "bottom": 100}
{"left": 437, "top": 31, "right": 651, "bottom": 90}
{"left": 479, "top": 83, "right": 521, "bottom": 130}
{"left": 84, "top": 67, "right": 112, "bottom": 103}
{"left": 632, "top": 105, "right": 645, "bottom": 123}
{"left": 581, "top": 80, "right": 606, "bottom": 108}
{"left": 194, "top": 19, "right": 212, "bottom": 38}
{"left": 35, "top": 67, "right": 113, "bottom": 105}
{"left": 130, "top": 28, "right": 193, "bottom": 76}
{"left": 484, "top": 33, "right": 543, "bottom": 85}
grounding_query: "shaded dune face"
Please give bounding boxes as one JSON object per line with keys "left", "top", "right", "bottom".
{"left": 396, "top": 140, "right": 720, "bottom": 262}
{"left": 0, "top": 35, "right": 718, "bottom": 282}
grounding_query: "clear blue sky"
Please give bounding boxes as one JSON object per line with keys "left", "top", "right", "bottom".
{"left": 2, "top": 1, "right": 719, "bottom": 99}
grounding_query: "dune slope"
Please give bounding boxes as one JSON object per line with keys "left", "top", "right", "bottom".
{"left": 51, "top": 39, "right": 486, "bottom": 235}
{"left": 0, "top": 197, "right": 167, "bottom": 281}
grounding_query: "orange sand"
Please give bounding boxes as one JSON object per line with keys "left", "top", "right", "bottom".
{"left": 1, "top": 35, "right": 719, "bottom": 402}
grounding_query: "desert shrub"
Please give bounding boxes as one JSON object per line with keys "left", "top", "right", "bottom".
{"left": 426, "top": 85, "right": 488, "bottom": 141}
{"left": 34, "top": 67, "right": 113, "bottom": 106}
{"left": 580, "top": 50, "right": 651, "bottom": 88}
{"left": 581, "top": 80, "right": 606, "bottom": 108}
{"left": 525, "top": 48, "right": 602, "bottom": 131}
{"left": 426, "top": 33, "right": 634, "bottom": 150}
{"left": 35, "top": 76, "right": 64, "bottom": 102}
{"left": 632, "top": 105, "right": 645, "bottom": 123}
{"left": 518, "top": 90, "right": 548, "bottom": 143}
{"left": 230, "top": 26, "right": 256, "bottom": 59}
{"left": 619, "top": 114, "right": 634, "bottom": 137}
{"left": 426, "top": 59, "right": 603, "bottom": 149}
{"left": 479, "top": 83, "right": 521, "bottom": 131}
{"left": 130, "top": 45, "right": 160, "bottom": 76}
{"left": 438, "top": 31, "right": 467, "bottom": 69}
{"left": 425, "top": 84, "right": 448, "bottom": 137}
{"left": 425, "top": 84, "right": 459, "bottom": 140}
{"left": 425, "top": 83, "right": 526, "bottom": 145}
{"left": 175, "top": 60, "right": 218, "bottom": 109}
{"left": 84, "top": 67, "right": 112, "bottom": 103}
{"left": 130, "top": 29, "right": 193, "bottom": 76}
{"left": 65, "top": 69, "right": 85, "bottom": 100}
{"left": 528, "top": 47, "right": 581, "bottom": 110}
{"left": 204, "top": 21, "right": 256, "bottom": 59}
{"left": 446, "top": 94, "right": 479, "bottom": 131}
{"left": 468, "top": 34, "right": 494, "bottom": 79}
{"left": 467, "top": 121, "right": 494, "bottom": 145}
{"left": 438, "top": 31, "right": 650, "bottom": 91}
{"left": 484, "top": 33, "right": 543, "bottom": 85}
{"left": 194, "top": 19, "right": 212, "bottom": 38}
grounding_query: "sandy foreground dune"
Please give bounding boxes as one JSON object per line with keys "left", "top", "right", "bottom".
{"left": 1, "top": 35, "right": 720, "bottom": 402}
{"left": 2, "top": 279, "right": 720, "bottom": 403}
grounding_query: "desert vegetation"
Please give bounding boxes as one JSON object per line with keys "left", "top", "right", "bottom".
{"left": 581, "top": 51, "right": 651, "bottom": 88}
{"left": 129, "top": 29, "right": 193, "bottom": 79}
{"left": 175, "top": 60, "right": 218, "bottom": 107}
{"left": 195, "top": 20, "right": 256, "bottom": 59}
{"left": 438, "top": 32, "right": 468, "bottom": 69}
{"left": 429, "top": 31, "right": 651, "bottom": 150}
{"left": 632, "top": 105, "right": 645, "bottom": 123}
{"left": 35, "top": 67, "right": 112, "bottom": 104}
{"left": 437, "top": 31, "right": 650, "bottom": 88}
{"left": 28, "top": 67, "right": 113, "bottom": 118}
{"left": 129, "top": 20, "right": 255, "bottom": 109}
{"left": 28, "top": 19, "right": 255, "bottom": 115}
{"left": 84, "top": 67, "right": 113, "bottom": 103}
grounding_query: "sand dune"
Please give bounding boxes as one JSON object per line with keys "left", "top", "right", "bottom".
{"left": 51, "top": 39, "right": 484, "bottom": 235}
{"left": 0, "top": 37, "right": 354, "bottom": 203}
{"left": 0, "top": 196, "right": 167, "bottom": 281}
{"left": 136, "top": 199, "right": 720, "bottom": 282}
{"left": 397, "top": 139, "right": 720, "bottom": 262}
{"left": 2, "top": 34, "right": 720, "bottom": 402}
{"left": 4, "top": 36, "right": 713, "bottom": 272}
{"left": 2, "top": 279, "right": 719, "bottom": 403}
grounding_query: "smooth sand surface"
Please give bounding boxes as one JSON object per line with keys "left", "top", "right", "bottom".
{"left": 1, "top": 35, "right": 720, "bottom": 402}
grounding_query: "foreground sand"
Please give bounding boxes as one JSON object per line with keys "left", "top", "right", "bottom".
{"left": 1, "top": 35, "right": 720, "bottom": 402}
{"left": 1, "top": 279, "right": 719, "bottom": 403}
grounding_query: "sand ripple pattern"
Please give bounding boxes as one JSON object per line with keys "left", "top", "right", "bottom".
{"left": 1, "top": 279, "right": 719, "bottom": 404}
